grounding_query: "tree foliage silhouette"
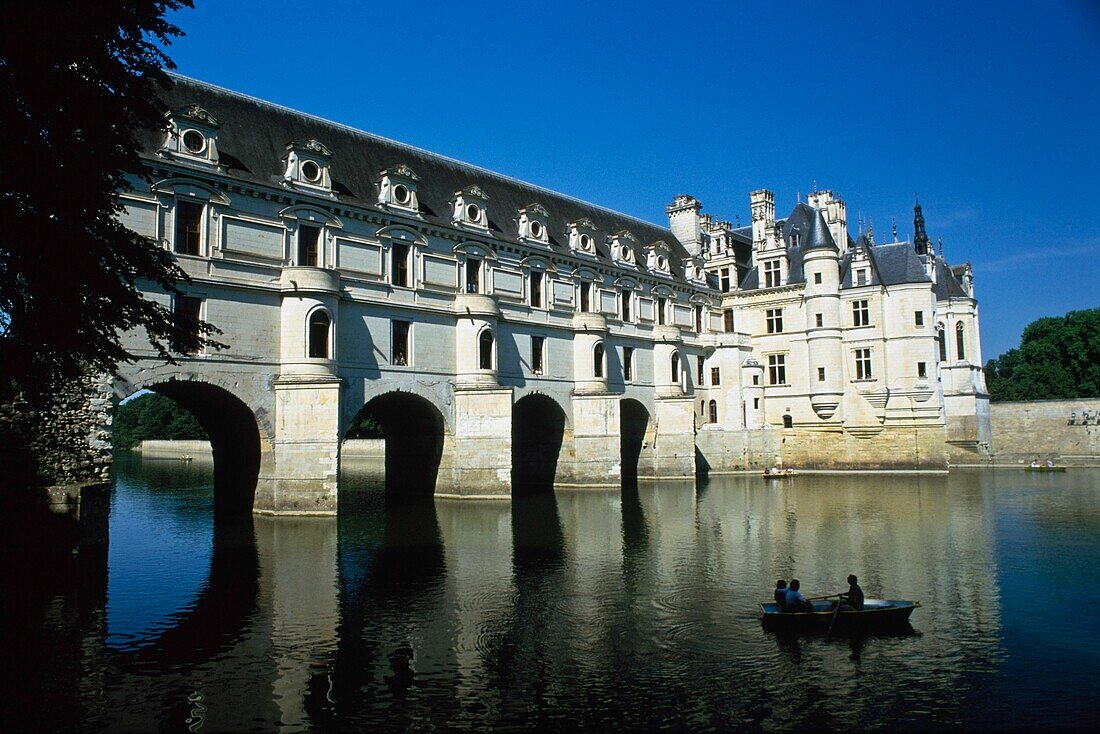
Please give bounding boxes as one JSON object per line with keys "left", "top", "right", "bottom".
{"left": 0, "top": 0, "right": 223, "bottom": 396}
{"left": 985, "top": 308, "right": 1100, "bottom": 401}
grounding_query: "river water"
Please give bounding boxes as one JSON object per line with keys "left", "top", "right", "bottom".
{"left": 7, "top": 456, "right": 1099, "bottom": 731}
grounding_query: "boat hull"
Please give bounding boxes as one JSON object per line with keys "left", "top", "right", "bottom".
{"left": 1024, "top": 467, "right": 1066, "bottom": 472}
{"left": 760, "top": 599, "right": 919, "bottom": 633}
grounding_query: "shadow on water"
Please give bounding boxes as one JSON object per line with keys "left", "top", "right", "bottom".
{"left": 112, "top": 517, "right": 260, "bottom": 671}
{"left": 511, "top": 491, "right": 565, "bottom": 571}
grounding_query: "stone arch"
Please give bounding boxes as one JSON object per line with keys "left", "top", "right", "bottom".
{"left": 113, "top": 371, "right": 272, "bottom": 518}
{"left": 512, "top": 393, "right": 567, "bottom": 496}
{"left": 346, "top": 390, "right": 447, "bottom": 502}
{"left": 620, "top": 398, "right": 651, "bottom": 482}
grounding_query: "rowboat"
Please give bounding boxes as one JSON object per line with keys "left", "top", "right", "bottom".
{"left": 762, "top": 469, "right": 796, "bottom": 479}
{"left": 759, "top": 599, "right": 919, "bottom": 633}
{"left": 1025, "top": 466, "right": 1066, "bottom": 472}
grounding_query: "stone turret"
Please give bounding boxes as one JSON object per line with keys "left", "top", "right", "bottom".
{"left": 666, "top": 194, "right": 703, "bottom": 257}
{"left": 806, "top": 189, "right": 848, "bottom": 254}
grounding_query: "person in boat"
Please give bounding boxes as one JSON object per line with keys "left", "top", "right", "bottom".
{"left": 784, "top": 579, "right": 814, "bottom": 612}
{"left": 838, "top": 574, "right": 865, "bottom": 611}
{"left": 1046, "top": 458, "right": 1054, "bottom": 468}
{"left": 774, "top": 579, "right": 788, "bottom": 610}
{"left": 769, "top": 465, "right": 781, "bottom": 475}
{"left": 1029, "top": 458, "right": 1040, "bottom": 468}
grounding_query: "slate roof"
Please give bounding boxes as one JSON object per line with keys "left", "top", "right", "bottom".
{"left": 138, "top": 74, "right": 693, "bottom": 281}
{"left": 736, "top": 203, "right": 948, "bottom": 294}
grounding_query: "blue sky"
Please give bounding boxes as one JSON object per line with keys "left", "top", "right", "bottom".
{"left": 164, "top": 0, "right": 1099, "bottom": 360}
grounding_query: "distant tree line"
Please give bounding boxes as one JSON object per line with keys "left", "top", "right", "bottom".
{"left": 113, "top": 392, "right": 207, "bottom": 450}
{"left": 985, "top": 308, "right": 1099, "bottom": 401}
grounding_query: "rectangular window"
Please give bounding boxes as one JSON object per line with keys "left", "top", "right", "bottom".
{"left": 815, "top": 313, "right": 823, "bottom": 328}
{"left": 621, "top": 291, "right": 632, "bottom": 322}
{"left": 814, "top": 272, "right": 822, "bottom": 285}
{"left": 753, "top": 397, "right": 760, "bottom": 409}
{"left": 298, "top": 224, "right": 321, "bottom": 267}
{"left": 531, "top": 335, "right": 545, "bottom": 375}
{"left": 657, "top": 296, "right": 667, "bottom": 325}
{"left": 766, "top": 308, "right": 783, "bottom": 334}
{"left": 764, "top": 260, "right": 781, "bottom": 288}
{"left": 694, "top": 305, "right": 703, "bottom": 333}
{"left": 580, "top": 282, "right": 591, "bottom": 312}
{"left": 915, "top": 310, "right": 924, "bottom": 327}
{"left": 530, "top": 271, "right": 544, "bottom": 308}
{"left": 391, "top": 320, "right": 410, "bottom": 366}
{"left": 466, "top": 258, "right": 481, "bottom": 293}
{"left": 711, "top": 367, "right": 720, "bottom": 385}
{"left": 854, "top": 348, "right": 872, "bottom": 379}
{"left": 852, "top": 299, "right": 870, "bottom": 327}
{"left": 768, "top": 354, "right": 786, "bottom": 385}
{"left": 391, "top": 243, "right": 409, "bottom": 287}
{"left": 818, "top": 367, "right": 826, "bottom": 382}
{"left": 856, "top": 269, "right": 868, "bottom": 286}
{"left": 174, "top": 200, "right": 204, "bottom": 256}
{"left": 623, "top": 346, "right": 634, "bottom": 382}
{"left": 697, "top": 357, "right": 705, "bottom": 385}
{"left": 917, "top": 361, "right": 927, "bottom": 378}
{"left": 171, "top": 295, "right": 202, "bottom": 354}
{"left": 752, "top": 374, "right": 760, "bottom": 385}
{"left": 723, "top": 309, "right": 734, "bottom": 333}
{"left": 720, "top": 268, "right": 731, "bottom": 293}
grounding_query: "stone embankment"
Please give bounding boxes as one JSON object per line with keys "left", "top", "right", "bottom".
{"left": 989, "top": 399, "right": 1100, "bottom": 466}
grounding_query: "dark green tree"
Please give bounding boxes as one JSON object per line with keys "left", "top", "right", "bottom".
{"left": 985, "top": 308, "right": 1100, "bottom": 401}
{"left": 0, "top": 0, "right": 222, "bottom": 397}
{"left": 112, "top": 391, "right": 208, "bottom": 450}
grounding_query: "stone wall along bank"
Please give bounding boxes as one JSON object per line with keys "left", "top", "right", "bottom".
{"left": 990, "top": 399, "right": 1100, "bottom": 466}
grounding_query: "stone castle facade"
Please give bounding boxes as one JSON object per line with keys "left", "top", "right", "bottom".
{"left": 112, "top": 75, "right": 990, "bottom": 514}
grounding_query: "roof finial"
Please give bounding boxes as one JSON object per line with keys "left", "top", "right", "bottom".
{"left": 892, "top": 217, "right": 898, "bottom": 242}
{"left": 914, "top": 194, "right": 930, "bottom": 255}
{"left": 735, "top": 214, "right": 741, "bottom": 228}
{"left": 938, "top": 236, "right": 943, "bottom": 260}
{"left": 812, "top": 179, "right": 818, "bottom": 193}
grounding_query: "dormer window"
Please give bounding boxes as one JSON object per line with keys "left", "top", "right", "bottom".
{"left": 645, "top": 241, "right": 674, "bottom": 276}
{"left": 610, "top": 231, "right": 638, "bottom": 266}
{"left": 518, "top": 203, "right": 550, "bottom": 244}
{"left": 568, "top": 218, "right": 599, "bottom": 256}
{"left": 378, "top": 164, "right": 420, "bottom": 213}
{"left": 454, "top": 185, "right": 489, "bottom": 229}
{"left": 162, "top": 104, "right": 220, "bottom": 166}
{"left": 283, "top": 139, "right": 333, "bottom": 194}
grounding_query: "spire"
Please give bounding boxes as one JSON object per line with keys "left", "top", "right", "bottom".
{"left": 803, "top": 208, "right": 838, "bottom": 252}
{"left": 914, "top": 195, "right": 930, "bottom": 255}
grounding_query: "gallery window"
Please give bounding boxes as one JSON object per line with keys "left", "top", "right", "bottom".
{"left": 308, "top": 310, "right": 330, "bottom": 359}
{"left": 621, "top": 290, "right": 632, "bottom": 322}
{"left": 593, "top": 343, "right": 605, "bottom": 378}
{"left": 623, "top": 346, "right": 634, "bottom": 382}
{"left": 531, "top": 335, "right": 545, "bottom": 375}
{"left": 671, "top": 352, "right": 680, "bottom": 383}
{"left": 391, "top": 243, "right": 410, "bottom": 287}
{"left": 818, "top": 367, "right": 826, "bottom": 382}
{"left": 711, "top": 367, "right": 720, "bottom": 386}
{"left": 915, "top": 310, "right": 925, "bottom": 327}
{"left": 392, "top": 320, "right": 410, "bottom": 366}
{"left": 956, "top": 321, "right": 966, "bottom": 360}
{"left": 479, "top": 329, "right": 494, "bottom": 370}
{"left": 298, "top": 224, "right": 321, "bottom": 267}
{"left": 171, "top": 295, "right": 202, "bottom": 354}
{"left": 580, "top": 282, "right": 592, "bottom": 312}
{"left": 938, "top": 324, "right": 947, "bottom": 361}
{"left": 466, "top": 258, "right": 482, "bottom": 293}
{"left": 174, "top": 200, "right": 204, "bottom": 256}
{"left": 530, "top": 271, "right": 544, "bottom": 308}
{"left": 723, "top": 309, "right": 734, "bottom": 333}
{"left": 657, "top": 297, "right": 667, "bottom": 325}
{"left": 708, "top": 400, "right": 718, "bottom": 424}
{"left": 917, "top": 361, "right": 928, "bottom": 378}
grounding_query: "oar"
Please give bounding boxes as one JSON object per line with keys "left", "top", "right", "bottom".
{"left": 807, "top": 594, "right": 839, "bottom": 601}
{"left": 825, "top": 593, "right": 844, "bottom": 639}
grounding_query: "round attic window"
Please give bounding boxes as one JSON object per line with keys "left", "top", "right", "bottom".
{"left": 657, "top": 256, "right": 667, "bottom": 269}
{"left": 530, "top": 220, "right": 543, "bottom": 239}
{"left": 393, "top": 183, "right": 411, "bottom": 205}
{"left": 580, "top": 234, "right": 591, "bottom": 251}
{"left": 301, "top": 160, "right": 322, "bottom": 183}
{"left": 466, "top": 203, "right": 481, "bottom": 223}
{"left": 621, "top": 245, "right": 632, "bottom": 261}
{"left": 181, "top": 129, "right": 206, "bottom": 155}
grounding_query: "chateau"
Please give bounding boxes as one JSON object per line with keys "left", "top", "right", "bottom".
{"left": 113, "top": 75, "right": 990, "bottom": 514}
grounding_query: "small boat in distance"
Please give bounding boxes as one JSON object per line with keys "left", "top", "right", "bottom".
{"left": 763, "top": 468, "right": 796, "bottom": 479}
{"left": 1025, "top": 465, "right": 1066, "bottom": 472}
{"left": 760, "top": 599, "right": 919, "bottom": 633}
